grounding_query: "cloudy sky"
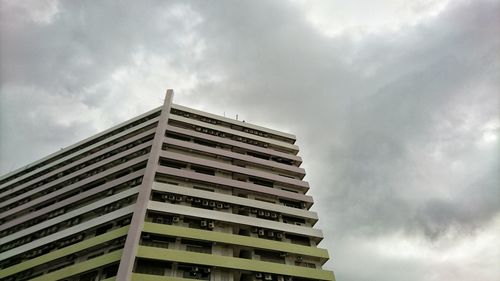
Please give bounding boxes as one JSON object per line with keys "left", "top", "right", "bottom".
{"left": 0, "top": 0, "right": 499, "bottom": 280}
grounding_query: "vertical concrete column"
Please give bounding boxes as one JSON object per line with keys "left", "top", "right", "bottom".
{"left": 116, "top": 89, "right": 174, "bottom": 281}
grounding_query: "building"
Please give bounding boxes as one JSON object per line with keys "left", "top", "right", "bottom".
{"left": 0, "top": 90, "right": 334, "bottom": 281}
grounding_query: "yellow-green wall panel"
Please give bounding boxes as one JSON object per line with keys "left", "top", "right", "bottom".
{"left": 143, "top": 222, "right": 329, "bottom": 260}
{"left": 0, "top": 226, "right": 128, "bottom": 279}
{"left": 131, "top": 273, "right": 196, "bottom": 281}
{"left": 30, "top": 250, "right": 123, "bottom": 281}
{"left": 137, "top": 246, "right": 335, "bottom": 281}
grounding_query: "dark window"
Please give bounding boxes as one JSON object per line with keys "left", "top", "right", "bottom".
{"left": 166, "top": 133, "right": 191, "bottom": 142}
{"left": 103, "top": 263, "right": 119, "bottom": 278}
{"left": 159, "top": 159, "right": 187, "bottom": 169}
{"left": 191, "top": 166, "right": 215, "bottom": 176}
{"left": 247, "top": 151, "right": 270, "bottom": 160}
{"left": 193, "top": 139, "right": 217, "bottom": 148}
{"left": 286, "top": 234, "right": 310, "bottom": 246}
{"left": 135, "top": 259, "right": 171, "bottom": 275}
{"left": 95, "top": 223, "right": 113, "bottom": 235}
{"left": 249, "top": 177, "right": 273, "bottom": 188}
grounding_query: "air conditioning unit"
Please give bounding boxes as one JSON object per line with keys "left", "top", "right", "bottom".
{"left": 194, "top": 198, "right": 201, "bottom": 203}
{"left": 265, "top": 212, "right": 271, "bottom": 217}
{"left": 186, "top": 196, "right": 194, "bottom": 202}
{"left": 216, "top": 203, "right": 223, "bottom": 209}
{"left": 277, "top": 276, "right": 285, "bottom": 281}
{"left": 264, "top": 274, "right": 273, "bottom": 280}
{"left": 223, "top": 203, "right": 231, "bottom": 209}
{"left": 209, "top": 201, "right": 216, "bottom": 207}
{"left": 296, "top": 256, "right": 303, "bottom": 262}
{"left": 168, "top": 194, "right": 176, "bottom": 201}
{"left": 192, "top": 266, "right": 199, "bottom": 272}
{"left": 208, "top": 221, "right": 215, "bottom": 229}
{"left": 258, "top": 229, "right": 265, "bottom": 236}
{"left": 255, "top": 273, "right": 263, "bottom": 279}
{"left": 176, "top": 195, "right": 183, "bottom": 201}
{"left": 267, "top": 231, "right": 274, "bottom": 237}
{"left": 251, "top": 208, "right": 258, "bottom": 214}
{"left": 276, "top": 233, "right": 284, "bottom": 240}
{"left": 258, "top": 210, "right": 265, "bottom": 216}
{"left": 202, "top": 200, "right": 209, "bottom": 206}
{"left": 172, "top": 217, "right": 180, "bottom": 223}
{"left": 271, "top": 213, "right": 278, "bottom": 219}
{"left": 201, "top": 220, "right": 208, "bottom": 227}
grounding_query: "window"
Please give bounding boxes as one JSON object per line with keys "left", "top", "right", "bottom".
{"left": 192, "top": 166, "right": 216, "bottom": 176}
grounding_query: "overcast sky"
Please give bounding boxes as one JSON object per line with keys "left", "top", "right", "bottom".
{"left": 0, "top": 1, "right": 499, "bottom": 280}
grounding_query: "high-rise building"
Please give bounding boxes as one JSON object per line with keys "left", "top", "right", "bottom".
{"left": 0, "top": 90, "right": 334, "bottom": 281}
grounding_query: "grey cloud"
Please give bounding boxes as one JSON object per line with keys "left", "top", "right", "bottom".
{"left": 0, "top": 0, "right": 499, "bottom": 280}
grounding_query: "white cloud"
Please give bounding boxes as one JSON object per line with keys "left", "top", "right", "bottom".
{"left": 293, "top": 0, "right": 451, "bottom": 37}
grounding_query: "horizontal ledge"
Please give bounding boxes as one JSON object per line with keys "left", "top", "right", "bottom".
{"left": 152, "top": 182, "right": 317, "bottom": 221}
{"left": 30, "top": 250, "right": 123, "bottom": 281}
{"left": 137, "top": 246, "right": 334, "bottom": 280}
{"left": 155, "top": 166, "right": 313, "bottom": 203}
{"left": 142, "top": 222, "right": 329, "bottom": 260}
{"left": 171, "top": 104, "right": 296, "bottom": 141}
{"left": 0, "top": 226, "right": 129, "bottom": 279}
{"left": 147, "top": 201, "right": 323, "bottom": 239}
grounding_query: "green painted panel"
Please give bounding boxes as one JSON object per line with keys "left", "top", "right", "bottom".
{"left": 131, "top": 273, "right": 196, "bottom": 281}
{"left": 0, "top": 226, "right": 129, "bottom": 279}
{"left": 143, "top": 222, "right": 329, "bottom": 259}
{"left": 137, "top": 246, "right": 335, "bottom": 281}
{"left": 30, "top": 250, "right": 123, "bottom": 281}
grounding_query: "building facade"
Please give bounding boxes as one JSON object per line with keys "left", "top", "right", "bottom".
{"left": 0, "top": 90, "right": 334, "bottom": 281}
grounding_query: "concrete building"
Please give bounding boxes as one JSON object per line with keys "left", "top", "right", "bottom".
{"left": 0, "top": 90, "right": 334, "bottom": 281}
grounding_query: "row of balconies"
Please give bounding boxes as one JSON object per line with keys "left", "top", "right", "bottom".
{"left": 0, "top": 196, "right": 135, "bottom": 255}
{"left": 4, "top": 138, "right": 147, "bottom": 202}
{"left": 152, "top": 192, "right": 310, "bottom": 228}
{"left": 1, "top": 170, "right": 143, "bottom": 228}
{"left": 0, "top": 141, "right": 151, "bottom": 208}
{"left": 2, "top": 235, "right": 125, "bottom": 281}
{"left": 170, "top": 107, "right": 295, "bottom": 145}
{"left": 146, "top": 212, "right": 311, "bottom": 246}
{"left": 0, "top": 177, "right": 142, "bottom": 238}
{"left": 153, "top": 176, "right": 308, "bottom": 215}
{"left": 0, "top": 146, "right": 149, "bottom": 214}
{"left": 0, "top": 111, "right": 158, "bottom": 191}
{"left": 157, "top": 159, "right": 305, "bottom": 197}
{"left": 0, "top": 215, "right": 131, "bottom": 271}
{"left": 163, "top": 144, "right": 302, "bottom": 184}
{"left": 165, "top": 128, "right": 299, "bottom": 168}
